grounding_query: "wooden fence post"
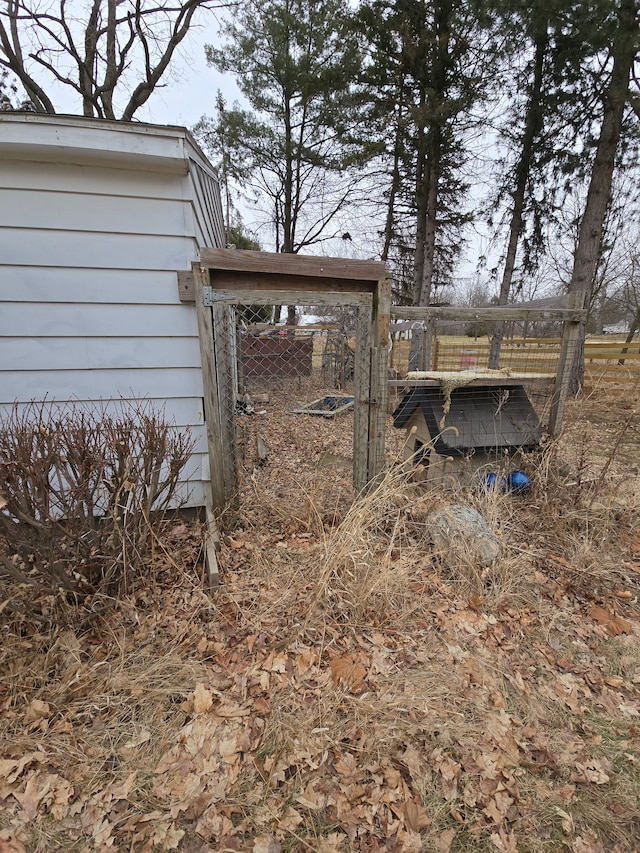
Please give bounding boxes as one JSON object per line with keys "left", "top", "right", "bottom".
{"left": 421, "top": 320, "right": 434, "bottom": 370}
{"left": 367, "top": 278, "right": 391, "bottom": 484}
{"left": 212, "top": 303, "right": 238, "bottom": 502}
{"left": 193, "top": 262, "right": 227, "bottom": 510}
{"left": 353, "top": 304, "right": 372, "bottom": 494}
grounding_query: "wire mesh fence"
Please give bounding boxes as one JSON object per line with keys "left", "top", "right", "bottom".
{"left": 210, "top": 295, "right": 637, "bottom": 499}
{"left": 213, "top": 303, "right": 363, "bottom": 500}
{"left": 235, "top": 307, "right": 356, "bottom": 396}
{"left": 387, "top": 317, "right": 578, "bottom": 490}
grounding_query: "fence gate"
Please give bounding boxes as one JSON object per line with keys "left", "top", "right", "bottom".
{"left": 180, "top": 250, "right": 390, "bottom": 510}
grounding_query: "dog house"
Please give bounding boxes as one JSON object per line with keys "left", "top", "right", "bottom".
{"left": 393, "top": 375, "right": 543, "bottom": 486}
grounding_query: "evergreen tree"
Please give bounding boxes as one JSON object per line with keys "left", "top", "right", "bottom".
{"left": 357, "top": 0, "right": 497, "bottom": 307}
{"left": 202, "top": 0, "right": 366, "bottom": 263}
{"left": 567, "top": 0, "right": 639, "bottom": 392}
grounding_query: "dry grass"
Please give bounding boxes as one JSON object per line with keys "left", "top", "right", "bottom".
{"left": 1, "top": 381, "right": 639, "bottom": 851}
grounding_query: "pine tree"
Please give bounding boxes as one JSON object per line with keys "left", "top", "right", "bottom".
{"left": 567, "top": 0, "right": 639, "bottom": 392}
{"left": 357, "top": 0, "right": 497, "bottom": 307}
{"left": 203, "top": 0, "right": 366, "bottom": 261}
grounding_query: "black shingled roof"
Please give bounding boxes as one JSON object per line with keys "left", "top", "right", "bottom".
{"left": 393, "top": 385, "right": 542, "bottom": 457}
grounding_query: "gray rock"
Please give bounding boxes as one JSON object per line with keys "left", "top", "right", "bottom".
{"left": 426, "top": 504, "right": 501, "bottom": 565}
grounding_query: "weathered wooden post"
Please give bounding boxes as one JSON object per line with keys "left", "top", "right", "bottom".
{"left": 193, "top": 262, "right": 227, "bottom": 510}
{"left": 366, "top": 276, "right": 391, "bottom": 486}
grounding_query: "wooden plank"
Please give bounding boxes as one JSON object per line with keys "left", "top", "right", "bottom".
{"left": 353, "top": 305, "right": 372, "bottom": 494}
{"left": 388, "top": 376, "right": 554, "bottom": 387}
{"left": 177, "top": 279, "right": 372, "bottom": 306}
{"left": 421, "top": 321, "right": 434, "bottom": 370}
{"left": 201, "top": 480, "right": 220, "bottom": 589}
{"left": 584, "top": 349, "right": 640, "bottom": 359}
{"left": 372, "top": 277, "right": 392, "bottom": 346}
{"left": 365, "top": 276, "right": 391, "bottom": 486}
{"left": 178, "top": 271, "right": 195, "bottom": 302}
{"left": 367, "top": 345, "right": 389, "bottom": 483}
{"left": 548, "top": 291, "right": 588, "bottom": 436}
{"left": 207, "top": 288, "right": 372, "bottom": 306}
{"left": 392, "top": 305, "right": 588, "bottom": 323}
{"left": 209, "top": 270, "right": 377, "bottom": 294}
{"left": 194, "top": 264, "right": 226, "bottom": 509}
{"left": 201, "top": 247, "right": 387, "bottom": 282}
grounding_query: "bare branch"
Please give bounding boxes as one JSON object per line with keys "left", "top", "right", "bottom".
{"left": 1, "top": 0, "right": 233, "bottom": 119}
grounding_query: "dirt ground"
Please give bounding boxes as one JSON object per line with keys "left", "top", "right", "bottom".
{"left": 1, "top": 379, "right": 639, "bottom": 852}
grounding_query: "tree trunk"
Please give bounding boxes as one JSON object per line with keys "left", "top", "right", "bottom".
{"left": 411, "top": 106, "right": 428, "bottom": 305}
{"left": 618, "top": 306, "right": 640, "bottom": 364}
{"left": 489, "top": 17, "right": 547, "bottom": 369}
{"left": 567, "top": 0, "right": 637, "bottom": 394}
{"left": 381, "top": 82, "right": 406, "bottom": 264}
{"left": 416, "top": 147, "right": 440, "bottom": 307}
{"left": 82, "top": 0, "right": 101, "bottom": 117}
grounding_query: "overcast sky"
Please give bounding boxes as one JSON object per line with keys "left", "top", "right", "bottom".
{"left": 136, "top": 15, "right": 242, "bottom": 129}
{"left": 47, "top": 9, "right": 240, "bottom": 131}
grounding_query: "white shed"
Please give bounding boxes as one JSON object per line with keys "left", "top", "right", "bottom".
{"left": 0, "top": 113, "right": 225, "bottom": 508}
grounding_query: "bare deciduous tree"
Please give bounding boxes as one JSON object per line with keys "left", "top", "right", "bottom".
{"left": 0, "top": 0, "right": 230, "bottom": 120}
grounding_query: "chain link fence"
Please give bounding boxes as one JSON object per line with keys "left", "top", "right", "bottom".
{"left": 387, "top": 315, "right": 574, "bottom": 490}
{"left": 212, "top": 302, "right": 362, "bottom": 503}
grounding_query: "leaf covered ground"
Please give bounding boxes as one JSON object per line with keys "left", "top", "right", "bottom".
{"left": 1, "top": 381, "right": 639, "bottom": 852}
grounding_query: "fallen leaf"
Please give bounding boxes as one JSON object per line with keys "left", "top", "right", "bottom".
{"left": 253, "top": 837, "right": 281, "bottom": 853}
{"left": 490, "top": 827, "right": 518, "bottom": 853}
{"left": 572, "top": 832, "right": 606, "bottom": 852}
{"left": 24, "top": 699, "right": 50, "bottom": 723}
{"left": 433, "top": 828, "right": 456, "bottom": 852}
{"left": 333, "top": 752, "right": 358, "bottom": 778}
{"left": 548, "top": 553, "right": 571, "bottom": 567}
{"left": 572, "top": 760, "right": 610, "bottom": 785}
{"left": 403, "top": 799, "right": 432, "bottom": 832}
{"left": 329, "top": 655, "right": 367, "bottom": 691}
{"left": 554, "top": 806, "right": 574, "bottom": 835}
{"left": 123, "top": 728, "right": 151, "bottom": 749}
{"left": 193, "top": 683, "right": 213, "bottom": 713}
{"left": 13, "top": 773, "right": 55, "bottom": 821}
{"left": 588, "top": 606, "right": 632, "bottom": 636}
{"left": 613, "top": 589, "right": 632, "bottom": 600}
{"left": 483, "top": 791, "right": 513, "bottom": 825}
{"left": 607, "top": 616, "right": 632, "bottom": 636}
{"left": 556, "top": 783, "right": 575, "bottom": 803}
{"left": 589, "top": 606, "right": 612, "bottom": 626}
{"left": 0, "top": 829, "right": 26, "bottom": 853}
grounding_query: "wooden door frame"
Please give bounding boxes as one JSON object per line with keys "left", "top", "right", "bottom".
{"left": 180, "top": 249, "right": 390, "bottom": 509}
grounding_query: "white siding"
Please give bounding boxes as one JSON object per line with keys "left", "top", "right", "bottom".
{"left": 0, "top": 160, "right": 187, "bottom": 199}
{"left": 0, "top": 115, "right": 224, "bottom": 508}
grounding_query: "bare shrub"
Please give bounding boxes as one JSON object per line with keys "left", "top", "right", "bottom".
{"left": 0, "top": 400, "right": 196, "bottom": 599}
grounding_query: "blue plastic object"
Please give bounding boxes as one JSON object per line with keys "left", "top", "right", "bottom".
{"left": 507, "top": 470, "right": 532, "bottom": 495}
{"left": 481, "top": 472, "right": 504, "bottom": 492}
